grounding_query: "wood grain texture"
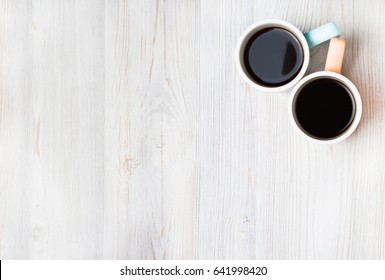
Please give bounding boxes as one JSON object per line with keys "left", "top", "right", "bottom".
{"left": 1, "top": 0, "right": 385, "bottom": 259}
{"left": 103, "top": 0, "right": 198, "bottom": 259}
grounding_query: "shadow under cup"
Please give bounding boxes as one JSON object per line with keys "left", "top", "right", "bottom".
{"left": 292, "top": 77, "right": 357, "bottom": 140}
{"left": 242, "top": 26, "right": 304, "bottom": 87}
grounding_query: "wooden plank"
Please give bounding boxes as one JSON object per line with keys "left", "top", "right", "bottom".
{"left": 0, "top": 0, "right": 105, "bottom": 259}
{"left": 103, "top": 0, "right": 199, "bottom": 259}
{"left": 198, "top": 0, "right": 255, "bottom": 259}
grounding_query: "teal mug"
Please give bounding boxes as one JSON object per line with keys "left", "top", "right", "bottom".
{"left": 235, "top": 19, "right": 341, "bottom": 92}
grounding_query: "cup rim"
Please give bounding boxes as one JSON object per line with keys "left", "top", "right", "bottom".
{"left": 235, "top": 19, "right": 310, "bottom": 92}
{"left": 288, "top": 71, "right": 362, "bottom": 144}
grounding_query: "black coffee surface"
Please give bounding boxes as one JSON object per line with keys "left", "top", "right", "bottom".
{"left": 294, "top": 78, "right": 355, "bottom": 139}
{"left": 244, "top": 27, "right": 303, "bottom": 87}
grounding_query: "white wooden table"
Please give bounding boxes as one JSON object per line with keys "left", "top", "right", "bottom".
{"left": 1, "top": 0, "right": 384, "bottom": 259}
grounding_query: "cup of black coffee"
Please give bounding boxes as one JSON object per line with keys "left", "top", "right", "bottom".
{"left": 235, "top": 19, "right": 340, "bottom": 92}
{"left": 288, "top": 38, "right": 362, "bottom": 143}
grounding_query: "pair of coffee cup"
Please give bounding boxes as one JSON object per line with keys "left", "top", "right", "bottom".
{"left": 235, "top": 19, "right": 362, "bottom": 144}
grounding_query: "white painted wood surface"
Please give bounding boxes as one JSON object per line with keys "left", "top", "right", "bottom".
{"left": 0, "top": 0, "right": 385, "bottom": 259}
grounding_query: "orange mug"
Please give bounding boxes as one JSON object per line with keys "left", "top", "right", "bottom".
{"left": 288, "top": 38, "right": 362, "bottom": 144}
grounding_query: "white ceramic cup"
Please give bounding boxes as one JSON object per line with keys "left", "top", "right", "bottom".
{"left": 235, "top": 19, "right": 340, "bottom": 92}
{"left": 288, "top": 38, "right": 362, "bottom": 144}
